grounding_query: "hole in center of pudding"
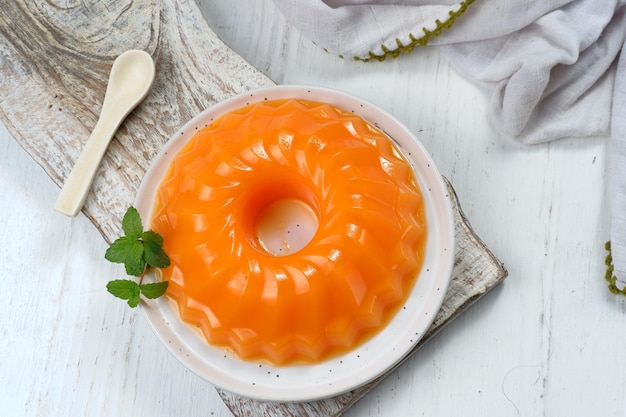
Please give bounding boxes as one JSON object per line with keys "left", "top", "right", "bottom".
{"left": 255, "top": 198, "right": 319, "bottom": 256}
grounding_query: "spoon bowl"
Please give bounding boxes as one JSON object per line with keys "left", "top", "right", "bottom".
{"left": 54, "top": 50, "right": 155, "bottom": 217}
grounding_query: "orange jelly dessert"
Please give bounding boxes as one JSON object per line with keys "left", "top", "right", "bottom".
{"left": 151, "top": 98, "right": 427, "bottom": 365}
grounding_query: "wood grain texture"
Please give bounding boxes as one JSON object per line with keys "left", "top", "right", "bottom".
{"left": 217, "top": 178, "right": 507, "bottom": 417}
{"left": 0, "top": 2, "right": 506, "bottom": 416}
{"left": 0, "top": 0, "right": 274, "bottom": 243}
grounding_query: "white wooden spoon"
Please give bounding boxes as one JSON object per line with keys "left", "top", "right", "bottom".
{"left": 54, "top": 50, "right": 156, "bottom": 217}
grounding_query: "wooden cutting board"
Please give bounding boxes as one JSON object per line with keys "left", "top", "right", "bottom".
{"left": 0, "top": 1, "right": 507, "bottom": 416}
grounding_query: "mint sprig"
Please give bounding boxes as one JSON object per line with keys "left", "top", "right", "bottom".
{"left": 105, "top": 207, "right": 170, "bottom": 307}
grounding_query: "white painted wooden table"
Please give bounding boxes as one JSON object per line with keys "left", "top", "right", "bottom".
{"left": 1, "top": 1, "right": 625, "bottom": 416}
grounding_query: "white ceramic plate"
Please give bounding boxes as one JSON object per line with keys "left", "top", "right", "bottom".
{"left": 135, "top": 85, "right": 454, "bottom": 402}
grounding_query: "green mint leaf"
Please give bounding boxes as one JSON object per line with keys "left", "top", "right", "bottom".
{"left": 140, "top": 230, "right": 164, "bottom": 246}
{"left": 139, "top": 281, "right": 169, "bottom": 299}
{"left": 122, "top": 206, "right": 143, "bottom": 239}
{"left": 124, "top": 240, "right": 146, "bottom": 276}
{"left": 104, "top": 236, "right": 134, "bottom": 264}
{"left": 143, "top": 240, "right": 170, "bottom": 269}
{"left": 106, "top": 236, "right": 146, "bottom": 276}
{"left": 106, "top": 279, "right": 141, "bottom": 308}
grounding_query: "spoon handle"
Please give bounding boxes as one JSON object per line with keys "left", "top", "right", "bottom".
{"left": 54, "top": 116, "right": 120, "bottom": 217}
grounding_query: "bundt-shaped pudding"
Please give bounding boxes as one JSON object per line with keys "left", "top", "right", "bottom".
{"left": 150, "top": 98, "right": 427, "bottom": 365}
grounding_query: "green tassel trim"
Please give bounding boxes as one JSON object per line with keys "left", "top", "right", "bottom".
{"left": 354, "top": 0, "right": 476, "bottom": 62}
{"left": 605, "top": 241, "right": 626, "bottom": 295}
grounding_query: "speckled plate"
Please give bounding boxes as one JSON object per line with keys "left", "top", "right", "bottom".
{"left": 135, "top": 85, "right": 454, "bottom": 402}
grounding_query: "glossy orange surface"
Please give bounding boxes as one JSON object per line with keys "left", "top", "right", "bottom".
{"left": 151, "top": 98, "right": 427, "bottom": 365}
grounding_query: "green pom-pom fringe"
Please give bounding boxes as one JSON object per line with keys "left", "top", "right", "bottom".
{"left": 354, "top": 0, "right": 476, "bottom": 62}
{"left": 605, "top": 241, "right": 626, "bottom": 295}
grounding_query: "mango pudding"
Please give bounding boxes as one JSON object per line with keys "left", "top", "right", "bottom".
{"left": 150, "top": 98, "right": 427, "bottom": 365}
